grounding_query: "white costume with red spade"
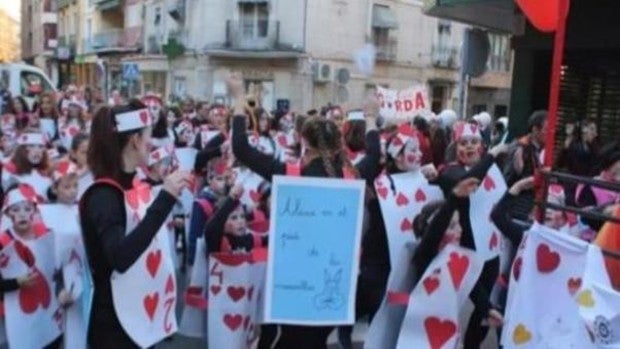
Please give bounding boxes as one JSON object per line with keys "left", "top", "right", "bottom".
{"left": 94, "top": 178, "right": 178, "bottom": 348}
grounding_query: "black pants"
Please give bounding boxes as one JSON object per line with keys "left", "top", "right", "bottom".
{"left": 464, "top": 257, "right": 500, "bottom": 348}
{"left": 257, "top": 324, "right": 334, "bottom": 349}
{"left": 88, "top": 306, "right": 155, "bottom": 349}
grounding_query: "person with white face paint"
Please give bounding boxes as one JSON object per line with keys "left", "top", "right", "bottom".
{"left": 2, "top": 132, "right": 53, "bottom": 200}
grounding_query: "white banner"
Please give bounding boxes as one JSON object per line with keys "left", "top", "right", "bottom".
{"left": 377, "top": 85, "right": 430, "bottom": 122}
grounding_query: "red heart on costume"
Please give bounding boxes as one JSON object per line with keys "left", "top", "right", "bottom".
{"left": 143, "top": 292, "right": 159, "bottom": 321}
{"left": 536, "top": 243, "right": 560, "bottom": 273}
{"left": 249, "top": 190, "right": 261, "bottom": 203}
{"left": 423, "top": 276, "right": 440, "bottom": 296}
{"left": 377, "top": 186, "right": 388, "bottom": 200}
{"left": 448, "top": 252, "right": 469, "bottom": 291}
{"left": 146, "top": 249, "right": 162, "bottom": 278}
{"left": 211, "top": 285, "right": 222, "bottom": 296}
{"left": 165, "top": 274, "right": 175, "bottom": 294}
{"left": 126, "top": 191, "right": 140, "bottom": 211}
{"left": 415, "top": 189, "right": 427, "bottom": 203}
{"left": 567, "top": 277, "right": 582, "bottom": 296}
{"left": 424, "top": 316, "right": 457, "bottom": 349}
{"left": 396, "top": 192, "right": 409, "bottom": 207}
{"left": 248, "top": 286, "right": 254, "bottom": 301}
{"left": 223, "top": 314, "right": 243, "bottom": 331}
{"left": 68, "top": 126, "right": 79, "bottom": 137}
{"left": 489, "top": 232, "right": 499, "bottom": 250}
{"left": 400, "top": 218, "right": 412, "bottom": 232}
{"left": 227, "top": 286, "right": 246, "bottom": 302}
{"left": 513, "top": 257, "right": 523, "bottom": 281}
{"left": 483, "top": 176, "right": 496, "bottom": 191}
{"left": 277, "top": 134, "right": 288, "bottom": 147}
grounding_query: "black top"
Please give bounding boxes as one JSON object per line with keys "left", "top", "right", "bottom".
{"left": 80, "top": 171, "right": 176, "bottom": 323}
{"left": 491, "top": 192, "right": 528, "bottom": 247}
{"left": 231, "top": 115, "right": 381, "bottom": 183}
{"left": 204, "top": 197, "right": 268, "bottom": 253}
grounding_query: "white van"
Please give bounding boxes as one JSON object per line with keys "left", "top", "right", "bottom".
{"left": 0, "top": 63, "right": 57, "bottom": 110}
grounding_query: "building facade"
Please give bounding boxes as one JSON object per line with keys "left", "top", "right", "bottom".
{"left": 21, "top": 0, "right": 59, "bottom": 85}
{"left": 0, "top": 10, "right": 21, "bottom": 63}
{"left": 53, "top": 0, "right": 512, "bottom": 115}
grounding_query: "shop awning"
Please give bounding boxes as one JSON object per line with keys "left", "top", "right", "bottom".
{"left": 423, "top": 0, "right": 517, "bottom": 33}
{"left": 97, "top": 0, "right": 121, "bottom": 11}
{"left": 373, "top": 5, "right": 399, "bottom": 29}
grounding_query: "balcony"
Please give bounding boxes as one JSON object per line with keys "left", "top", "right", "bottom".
{"left": 87, "top": 28, "right": 142, "bottom": 53}
{"left": 375, "top": 38, "right": 397, "bottom": 61}
{"left": 57, "top": 35, "right": 76, "bottom": 59}
{"left": 225, "top": 20, "right": 280, "bottom": 51}
{"left": 431, "top": 44, "right": 459, "bottom": 69}
{"left": 57, "top": 0, "right": 71, "bottom": 10}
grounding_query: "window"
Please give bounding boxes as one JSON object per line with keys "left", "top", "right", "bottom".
{"left": 472, "top": 104, "right": 487, "bottom": 114}
{"left": 438, "top": 20, "right": 451, "bottom": 35}
{"left": 244, "top": 80, "right": 274, "bottom": 109}
{"left": 431, "top": 85, "right": 447, "bottom": 114}
{"left": 154, "top": 7, "right": 161, "bottom": 26}
{"left": 488, "top": 34, "right": 511, "bottom": 72}
{"left": 494, "top": 104, "right": 508, "bottom": 117}
{"left": 20, "top": 71, "right": 53, "bottom": 96}
{"left": 239, "top": 3, "right": 269, "bottom": 38}
{"left": 372, "top": 27, "right": 389, "bottom": 47}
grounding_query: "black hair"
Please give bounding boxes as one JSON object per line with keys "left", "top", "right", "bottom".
{"left": 528, "top": 110, "right": 547, "bottom": 132}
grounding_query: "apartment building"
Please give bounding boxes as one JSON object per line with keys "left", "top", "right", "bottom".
{"left": 21, "top": 0, "right": 59, "bottom": 84}
{"left": 0, "top": 10, "right": 21, "bottom": 63}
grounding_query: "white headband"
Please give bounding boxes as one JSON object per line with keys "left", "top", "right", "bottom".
{"left": 115, "top": 108, "right": 152, "bottom": 132}
{"left": 17, "top": 133, "right": 46, "bottom": 146}
{"left": 347, "top": 111, "right": 365, "bottom": 121}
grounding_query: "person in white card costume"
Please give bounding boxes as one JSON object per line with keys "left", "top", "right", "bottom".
{"left": 79, "top": 100, "right": 192, "bottom": 348}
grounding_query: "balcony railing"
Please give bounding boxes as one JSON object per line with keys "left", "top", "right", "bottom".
{"left": 431, "top": 44, "right": 458, "bottom": 69}
{"left": 58, "top": 0, "right": 71, "bottom": 9}
{"left": 86, "top": 28, "right": 142, "bottom": 52}
{"left": 375, "top": 38, "right": 397, "bottom": 61}
{"left": 226, "top": 20, "right": 280, "bottom": 51}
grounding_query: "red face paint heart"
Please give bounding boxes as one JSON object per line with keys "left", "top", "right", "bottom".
{"left": 513, "top": 257, "right": 523, "bottom": 281}
{"left": 536, "top": 243, "right": 560, "bottom": 273}
{"left": 249, "top": 190, "right": 261, "bottom": 203}
{"left": 165, "top": 274, "right": 175, "bottom": 294}
{"left": 139, "top": 110, "right": 149, "bottom": 125}
{"left": 423, "top": 276, "right": 440, "bottom": 296}
{"left": 489, "top": 232, "right": 499, "bottom": 250}
{"left": 223, "top": 314, "right": 243, "bottom": 331}
{"left": 400, "top": 218, "right": 412, "bottom": 233}
{"left": 415, "top": 188, "right": 427, "bottom": 203}
{"left": 396, "top": 192, "right": 409, "bottom": 207}
{"left": 277, "top": 135, "right": 288, "bottom": 147}
{"left": 68, "top": 127, "right": 79, "bottom": 137}
{"left": 448, "top": 252, "right": 469, "bottom": 291}
{"left": 227, "top": 286, "right": 246, "bottom": 302}
{"left": 424, "top": 316, "right": 457, "bottom": 349}
{"left": 406, "top": 154, "right": 418, "bottom": 164}
{"left": 143, "top": 292, "right": 159, "bottom": 321}
{"left": 210, "top": 285, "right": 221, "bottom": 296}
{"left": 483, "top": 176, "right": 496, "bottom": 191}
{"left": 146, "top": 249, "right": 162, "bottom": 278}
{"left": 377, "top": 186, "right": 388, "bottom": 200}
{"left": 567, "top": 277, "right": 582, "bottom": 296}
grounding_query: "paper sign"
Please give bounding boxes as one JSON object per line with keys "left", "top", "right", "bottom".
{"left": 179, "top": 239, "right": 208, "bottom": 338}
{"left": 501, "top": 224, "right": 593, "bottom": 348}
{"left": 174, "top": 147, "right": 198, "bottom": 172}
{"left": 377, "top": 85, "right": 430, "bottom": 121}
{"left": 40, "top": 119, "right": 56, "bottom": 140}
{"left": 264, "top": 176, "right": 366, "bottom": 325}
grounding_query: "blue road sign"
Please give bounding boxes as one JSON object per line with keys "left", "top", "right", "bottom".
{"left": 122, "top": 63, "right": 140, "bottom": 81}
